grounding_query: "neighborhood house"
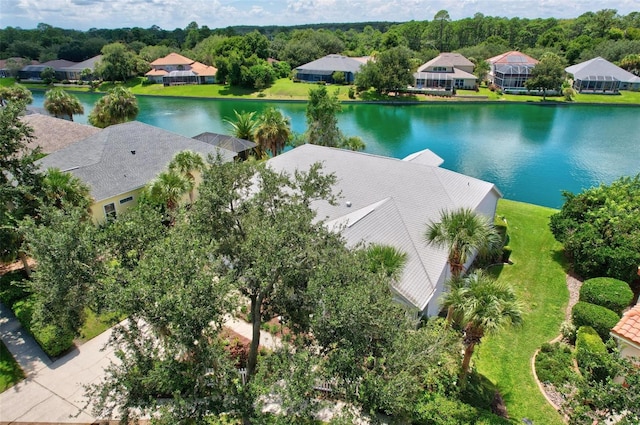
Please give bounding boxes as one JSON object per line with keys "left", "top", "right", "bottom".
{"left": 413, "top": 52, "right": 477, "bottom": 94}
{"left": 566, "top": 57, "right": 640, "bottom": 93}
{"left": 146, "top": 52, "right": 217, "bottom": 86}
{"left": 294, "top": 54, "right": 369, "bottom": 84}
{"left": 611, "top": 304, "right": 640, "bottom": 364}
{"left": 38, "top": 121, "right": 236, "bottom": 222}
{"left": 487, "top": 51, "right": 538, "bottom": 93}
{"left": 266, "top": 144, "right": 502, "bottom": 317}
{"left": 17, "top": 56, "right": 101, "bottom": 81}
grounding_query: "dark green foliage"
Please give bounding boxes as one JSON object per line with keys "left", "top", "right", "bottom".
{"left": 34, "top": 324, "right": 75, "bottom": 357}
{"left": 575, "top": 326, "right": 614, "bottom": 382}
{"left": 550, "top": 175, "right": 640, "bottom": 282}
{"left": 580, "top": 277, "right": 633, "bottom": 315}
{"left": 535, "top": 342, "right": 577, "bottom": 386}
{"left": 572, "top": 302, "right": 620, "bottom": 340}
{"left": 0, "top": 271, "right": 29, "bottom": 308}
{"left": 414, "top": 392, "right": 478, "bottom": 424}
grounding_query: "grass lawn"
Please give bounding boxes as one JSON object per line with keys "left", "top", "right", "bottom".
{"left": 475, "top": 199, "right": 567, "bottom": 424}
{"left": 0, "top": 341, "right": 24, "bottom": 392}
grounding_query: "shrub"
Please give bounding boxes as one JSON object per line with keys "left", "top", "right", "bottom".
{"left": 535, "top": 342, "right": 576, "bottom": 386}
{"left": 575, "top": 326, "right": 613, "bottom": 381}
{"left": 414, "top": 392, "right": 478, "bottom": 424}
{"left": 34, "top": 324, "right": 75, "bottom": 357}
{"left": 0, "top": 271, "right": 30, "bottom": 308}
{"left": 560, "top": 320, "right": 577, "bottom": 344}
{"left": 580, "top": 277, "right": 633, "bottom": 315}
{"left": 572, "top": 301, "right": 619, "bottom": 340}
{"left": 502, "top": 246, "right": 512, "bottom": 263}
{"left": 348, "top": 87, "right": 355, "bottom": 99}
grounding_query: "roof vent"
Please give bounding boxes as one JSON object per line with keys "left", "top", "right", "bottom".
{"left": 346, "top": 201, "right": 352, "bottom": 207}
{"left": 131, "top": 150, "right": 136, "bottom": 155}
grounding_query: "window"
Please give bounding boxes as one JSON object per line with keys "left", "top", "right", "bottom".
{"left": 104, "top": 203, "right": 116, "bottom": 220}
{"left": 119, "top": 196, "right": 133, "bottom": 204}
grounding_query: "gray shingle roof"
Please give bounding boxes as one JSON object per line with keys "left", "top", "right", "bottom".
{"left": 418, "top": 53, "right": 475, "bottom": 72}
{"left": 38, "top": 121, "right": 236, "bottom": 201}
{"left": 566, "top": 57, "right": 640, "bottom": 83}
{"left": 22, "top": 113, "right": 102, "bottom": 154}
{"left": 266, "top": 144, "right": 501, "bottom": 312}
{"left": 295, "top": 54, "right": 366, "bottom": 74}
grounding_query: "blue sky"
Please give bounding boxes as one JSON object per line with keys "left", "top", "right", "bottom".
{"left": 1, "top": 0, "right": 638, "bottom": 31}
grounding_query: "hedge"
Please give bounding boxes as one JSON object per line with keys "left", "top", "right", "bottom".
{"left": 580, "top": 277, "right": 633, "bottom": 315}
{"left": 571, "top": 301, "right": 619, "bottom": 341}
{"left": 575, "top": 326, "right": 613, "bottom": 381}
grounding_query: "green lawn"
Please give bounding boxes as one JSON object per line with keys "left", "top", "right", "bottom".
{"left": 475, "top": 199, "right": 567, "bottom": 424}
{"left": 0, "top": 341, "right": 24, "bottom": 392}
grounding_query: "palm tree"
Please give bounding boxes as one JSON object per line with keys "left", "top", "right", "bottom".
{"left": 42, "top": 168, "right": 91, "bottom": 211}
{"left": 440, "top": 275, "right": 467, "bottom": 324}
{"left": 88, "top": 86, "right": 138, "bottom": 128}
{"left": 365, "top": 244, "right": 407, "bottom": 280}
{"left": 255, "top": 107, "right": 291, "bottom": 157}
{"left": 425, "top": 208, "right": 501, "bottom": 279}
{"left": 452, "top": 271, "right": 522, "bottom": 381}
{"left": 224, "top": 110, "right": 258, "bottom": 142}
{"left": 168, "top": 150, "right": 206, "bottom": 203}
{"left": 43, "top": 88, "right": 84, "bottom": 121}
{"left": 146, "top": 169, "right": 190, "bottom": 217}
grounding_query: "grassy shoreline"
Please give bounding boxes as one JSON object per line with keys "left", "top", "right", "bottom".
{"left": 11, "top": 77, "right": 640, "bottom": 105}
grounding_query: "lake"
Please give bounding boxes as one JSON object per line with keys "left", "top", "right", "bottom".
{"left": 30, "top": 91, "right": 640, "bottom": 208}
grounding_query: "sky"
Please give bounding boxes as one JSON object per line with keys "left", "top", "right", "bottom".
{"left": 1, "top": 0, "right": 639, "bottom": 31}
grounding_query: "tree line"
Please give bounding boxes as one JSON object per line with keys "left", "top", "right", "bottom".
{"left": 2, "top": 9, "right": 639, "bottom": 76}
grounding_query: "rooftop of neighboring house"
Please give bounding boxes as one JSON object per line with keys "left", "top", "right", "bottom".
{"left": 566, "top": 57, "right": 640, "bottom": 83}
{"left": 38, "top": 121, "right": 236, "bottom": 202}
{"left": 611, "top": 304, "right": 640, "bottom": 347}
{"left": 22, "top": 112, "right": 102, "bottom": 154}
{"left": 488, "top": 51, "right": 539, "bottom": 66}
{"left": 150, "top": 52, "right": 195, "bottom": 66}
{"left": 295, "top": 54, "right": 369, "bottom": 74}
{"left": 266, "top": 144, "right": 502, "bottom": 313}
{"left": 417, "top": 53, "right": 475, "bottom": 72}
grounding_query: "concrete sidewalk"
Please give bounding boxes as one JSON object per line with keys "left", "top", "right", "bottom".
{"left": 0, "top": 307, "right": 282, "bottom": 423}
{"left": 0, "top": 301, "right": 116, "bottom": 423}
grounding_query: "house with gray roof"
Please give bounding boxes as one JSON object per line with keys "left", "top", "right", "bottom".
{"left": 413, "top": 53, "right": 478, "bottom": 94}
{"left": 266, "top": 144, "right": 502, "bottom": 316}
{"left": 22, "top": 112, "right": 102, "bottom": 154}
{"left": 294, "top": 54, "right": 369, "bottom": 84}
{"left": 38, "top": 121, "right": 236, "bottom": 222}
{"left": 566, "top": 57, "right": 640, "bottom": 93}
{"left": 18, "top": 56, "right": 101, "bottom": 81}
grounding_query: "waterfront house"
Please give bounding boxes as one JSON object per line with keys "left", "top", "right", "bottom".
{"left": 267, "top": 144, "right": 502, "bottom": 317}
{"left": 566, "top": 57, "right": 640, "bottom": 93}
{"left": 146, "top": 53, "right": 217, "bottom": 86}
{"left": 38, "top": 121, "right": 236, "bottom": 222}
{"left": 487, "top": 51, "right": 538, "bottom": 93}
{"left": 294, "top": 54, "right": 369, "bottom": 84}
{"left": 611, "top": 304, "right": 640, "bottom": 364}
{"left": 413, "top": 53, "right": 477, "bottom": 94}
{"left": 0, "top": 57, "right": 38, "bottom": 78}
{"left": 17, "top": 56, "right": 101, "bottom": 81}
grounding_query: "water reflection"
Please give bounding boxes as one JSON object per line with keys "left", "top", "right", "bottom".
{"left": 29, "top": 91, "right": 640, "bottom": 208}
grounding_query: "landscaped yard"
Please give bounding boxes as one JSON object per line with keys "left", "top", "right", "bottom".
{"left": 475, "top": 199, "right": 567, "bottom": 424}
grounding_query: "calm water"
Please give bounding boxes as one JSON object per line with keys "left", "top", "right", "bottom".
{"left": 30, "top": 91, "right": 640, "bottom": 208}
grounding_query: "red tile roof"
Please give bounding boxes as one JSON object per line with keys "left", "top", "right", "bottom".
{"left": 150, "top": 52, "right": 194, "bottom": 66}
{"left": 487, "top": 51, "right": 538, "bottom": 65}
{"left": 612, "top": 305, "right": 640, "bottom": 346}
{"left": 190, "top": 61, "right": 217, "bottom": 77}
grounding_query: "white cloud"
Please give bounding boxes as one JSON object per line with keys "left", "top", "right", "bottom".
{"left": 0, "top": 0, "right": 637, "bottom": 30}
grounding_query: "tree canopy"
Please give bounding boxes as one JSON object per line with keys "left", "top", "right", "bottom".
{"left": 550, "top": 174, "right": 640, "bottom": 282}
{"left": 88, "top": 86, "right": 139, "bottom": 128}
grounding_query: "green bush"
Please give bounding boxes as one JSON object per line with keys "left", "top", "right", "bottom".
{"left": 580, "top": 277, "right": 633, "bottom": 315}
{"left": 575, "top": 326, "right": 613, "bottom": 381}
{"left": 535, "top": 342, "right": 576, "bottom": 386}
{"left": 12, "top": 296, "right": 74, "bottom": 357}
{"left": 502, "top": 246, "right": 512, "bottom": 263}
{"left": 34, "top": 324, "right": 75, "bottom": 357}
{"left": 572, "top": 301, "right": 619, "bottom": 340}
